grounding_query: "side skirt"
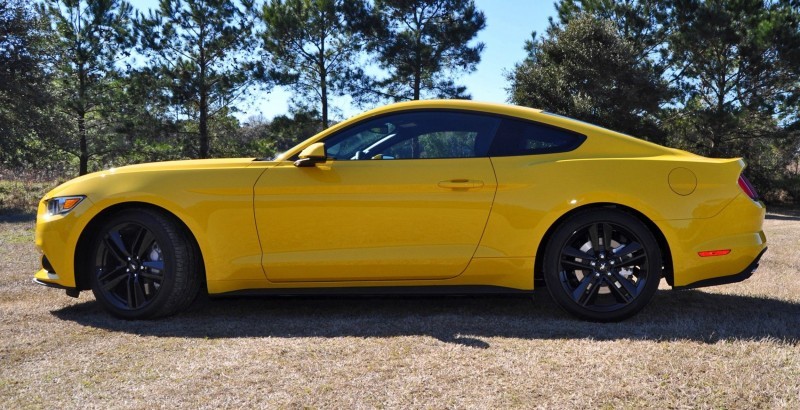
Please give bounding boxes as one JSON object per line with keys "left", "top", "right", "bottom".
{"left": 212, "top": 285, "right": 534, "bottom": 298}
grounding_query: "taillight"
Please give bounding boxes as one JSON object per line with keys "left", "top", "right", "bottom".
{"left": 738, "top": 175, "right": 759, "bottom": 201}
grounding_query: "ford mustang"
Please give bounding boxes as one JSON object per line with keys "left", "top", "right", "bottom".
{"left": 34, "top": 100, "right": 767, "bottom": 321}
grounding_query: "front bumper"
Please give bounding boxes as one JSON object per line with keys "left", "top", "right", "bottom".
{"left": 33, "top": 275, "right": 80, "bottom": 297}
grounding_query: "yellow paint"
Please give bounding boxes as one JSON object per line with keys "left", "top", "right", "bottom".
{"left": 668, "top": 167, "right": 698, "bottom": 196}
{"left": 34, "top": 100, "right": 766, "bottom": 294}
{"left": 254, "top": 158, "right": 496, "bottom": 281}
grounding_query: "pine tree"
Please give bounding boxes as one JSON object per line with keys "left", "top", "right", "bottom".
{"left": 137, "top": 0, "right": 263, "bottom": 158}
{"left": 261, "top": 0, "right": 370, "bottom": 128}
{"left": 41, "top": 0, "right": 134, "bottom": 175}
{"left": 508, "top": 14, "right": 670, "bottom": 141}
{"left": 368, "top": 0, "right": 486, "bottom": 101}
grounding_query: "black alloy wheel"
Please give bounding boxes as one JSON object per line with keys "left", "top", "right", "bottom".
{"left": 89, "top": 209, "right": 200, "bottom": 319}
{"left": 543, "top": 208, "right": 662, "bottom": 322}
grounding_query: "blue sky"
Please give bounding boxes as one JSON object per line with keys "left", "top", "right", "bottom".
{"left": 128, "top": 0, "right": 554, "bottom": 121}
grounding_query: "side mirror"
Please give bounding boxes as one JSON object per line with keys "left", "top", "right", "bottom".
{"left": 294, "top": 142, "right": 326, "bottom": 167}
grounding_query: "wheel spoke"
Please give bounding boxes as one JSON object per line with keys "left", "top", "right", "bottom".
{"left": 617, "top": 253, "right": 646, "bottom": 267}
{"left": 610, "top": 270, "right": 639, "bottom": 299}
{"left": 604, "top": 277, "right": 632, "bottom": 303}
{"left": 101, "top": 270, "right": 129, "bottom": 291}
{"left": 579, "top": 276, "right": 603, "bottom": 306}
{"left": 563, "top": 246, "right": 595, "bottom": 261}
{"left": 133, "top": 277, "right": 146, "bottom": 308}
{"left": 125, "top": 276, "right": 135, "bottom": 308}
{"left": 571, "top": 274, "right": 602, "bottom": 306}
{"left": 107, "top": 230, "right": 131, "bottom": 259}
{"left": 614, "top": 242, "right": 643, "bottom": 259}
{"left": 561, "top": 258, "right": 594, "bottom": 271}
{"left": 138, "top": 271, "right": 162, "bottom": 280}
{"left": 97, "top": 265, "right": 126, "bottom": 283}
{"left": 142, "top": 260, "right": 164, "bottom": 270}
{"left": 132, "top": 228, "right": 155, "bottom": 259}
{"left": 589, "top": 224, "right": 601, "bottom": 253}
{"left": 602, "top": 223, "right": 613, "bottom": 252}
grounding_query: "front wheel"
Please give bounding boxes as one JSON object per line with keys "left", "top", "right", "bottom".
{"left": 543, "top": 209, "right": 662, "bottom": 322}
{"left": 89, "top": 209, "right": 201, "bottom": 319}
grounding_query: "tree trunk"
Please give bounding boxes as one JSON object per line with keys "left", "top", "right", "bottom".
{"left": 78, "top": 114, "right": 88, "bottom": 175}
{"left": 321, "top": 74, "right": 328, "bottom": 128}
{"left": 199, "top": 91, "right": 209, "bottom": 159}
{"left": 413, "top": 60, "right": 421, "bottom": 100}
{"left": 413, "top": 73, "right": 421, "bottom": 100}
{"left": 78, "top": 60, "right": 88, "bottom": 175}
{"left": 199, "top": 39, "right": 209, "bottom": 159}
{"left": 320, "top": 30, "right": 329, "bottom": 129}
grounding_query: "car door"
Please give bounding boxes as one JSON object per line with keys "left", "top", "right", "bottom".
{"left": 253, "top": 110, "right": 501, "bottom": 282}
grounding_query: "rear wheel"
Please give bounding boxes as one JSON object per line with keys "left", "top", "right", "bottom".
{"left": 89, "top": 209, "right": 201, "bottom": 319}
{"left": 543, "top": 209, "right": 662, "bottom": 322}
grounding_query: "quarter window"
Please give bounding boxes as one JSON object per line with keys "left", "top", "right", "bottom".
{"left": 489, "top": 118, "right": 585, "bottom": 156}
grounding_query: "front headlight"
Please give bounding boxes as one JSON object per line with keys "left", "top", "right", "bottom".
{"left": 47, "top": 196, "right": 86, "bottom": 215}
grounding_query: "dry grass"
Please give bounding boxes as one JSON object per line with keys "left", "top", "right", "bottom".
{"left": 1, "top": 211, "right": 799, "bottom": 409}
{"left": 0, "top": 171, "right": 65, "bottom": 217}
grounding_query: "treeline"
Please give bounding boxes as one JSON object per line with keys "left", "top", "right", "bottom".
{"left": 512, "top": 0, "right": 800, "bottom": 203}
{"left": 1, "top": 0, "right": 799, "bottom": 203}
{"left": 1, "top": 0, "right": 485, "bottom": 173}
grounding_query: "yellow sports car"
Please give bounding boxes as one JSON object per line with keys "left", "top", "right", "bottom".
{"left": 34, "top": 100, "right": 767, "bottom": 321}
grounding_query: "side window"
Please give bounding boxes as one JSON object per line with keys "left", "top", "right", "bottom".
{"left": 489, "top": 118, "right": 586, "bottom": 156}
{"left": 382, "top": 131, "right": 476, "bottom": 159}
{"left": 323, "top": 111, "right": 500, "bottom": 160}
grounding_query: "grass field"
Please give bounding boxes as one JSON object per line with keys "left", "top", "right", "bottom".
{"left": 1, "top": 209, "right": 799, "bottom": 408}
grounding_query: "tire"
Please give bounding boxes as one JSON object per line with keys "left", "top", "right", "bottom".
{"left": 89, "top": 208, "right": 201, "bottom": 319}
{"left": 543, "top": 208, "right": 662, "bottom": 322}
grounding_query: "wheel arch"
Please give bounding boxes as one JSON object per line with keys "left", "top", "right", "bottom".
{"left": 73, "top": 202, "right": 206, "bottom": 291}
{"left": 533, "top": 202, "right": 674, "bottom": 288}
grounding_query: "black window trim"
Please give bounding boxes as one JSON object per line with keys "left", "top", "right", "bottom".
{"left": 487, "top": 116, "right": 588, "bottom": 157}
{"left": 287, "top": 108, "right": 587, "bottom": 161}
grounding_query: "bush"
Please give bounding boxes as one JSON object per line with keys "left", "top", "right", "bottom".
{"left": 0, "top": 169, "right": 67, "bottom": 216}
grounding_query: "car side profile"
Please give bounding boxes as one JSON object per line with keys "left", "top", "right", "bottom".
{"left": 34, "top": 100, "right": 767, "bottom": 321}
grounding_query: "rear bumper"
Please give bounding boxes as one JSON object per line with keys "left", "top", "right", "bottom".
{"left": 673, "top": 247, "right": 766, "bottom": 290}
{"left": 658, "top": 194, "right": 767, "bottom": 287}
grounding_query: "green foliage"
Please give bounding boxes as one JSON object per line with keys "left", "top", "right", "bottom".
{"left": 261, "top": 0, "right": 369, "bottom": 128}
{"left": 102, "top": 68, "right": 189, "bottom": 165}
{"left": 0, "top": 1, "right": 68, "bottom": 169}
{"left": 555, "top": 0, "right": 669, "bottom": 58}
{"left": 368, "top": 0, "right": 486, "bottom": 101}
{"left": 0, "top": 169, "right": 66, "bottom": 215}
{"left": 661, "top": 0, "right": 800, "bottom": 200}
{"left": 137, "top": 0, "right": 264, "bottom": 158}
{"left": 517, "top": 0, "right": 800, "bottom": 203}
{"left": 40, "top": 0, "right": 135, "bottom": 175}
{"left": 263, "top": 110, "right": 324, "bottom": 152}
{"left": 2, "top": 0, "right": 799, "bottom": 206}
{"left": 415, "top": 131, "right": 474, "bottom": 158}
{"left": 509, "top": 14, "right": 670, "bottom": 142}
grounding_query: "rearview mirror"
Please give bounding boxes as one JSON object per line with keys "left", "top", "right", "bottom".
{"left": 294, "top": 142, "right": 326, "bottom": 167}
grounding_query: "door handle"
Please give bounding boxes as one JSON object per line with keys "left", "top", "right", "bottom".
{"left": 437, "top": 179, "right": 484, "bottom": 189}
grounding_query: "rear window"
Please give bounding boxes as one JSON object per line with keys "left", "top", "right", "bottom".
{"left": 488, "top": 118, "right": 585, "bottom": 156}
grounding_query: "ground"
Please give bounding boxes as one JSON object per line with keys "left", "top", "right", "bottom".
{"left": 1, "top": 211, "right": 798, "bottom": 408}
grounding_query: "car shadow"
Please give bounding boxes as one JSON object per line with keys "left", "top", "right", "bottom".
{"left": 0, "top": 212, "right": 35, "bottom": 223}
{"left": 765, "top": 213, "right": 800, "bottom": 221}
{"left": 52, "top": 289, "right": 800, "bottom": 347}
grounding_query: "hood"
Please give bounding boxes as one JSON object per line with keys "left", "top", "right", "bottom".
{"left": 44, "top": 158, "right": 260, "bottom": 200}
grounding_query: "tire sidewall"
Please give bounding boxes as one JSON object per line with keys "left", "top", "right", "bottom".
{"left": 543, "top": 208, "right": 662, "bottom": 322}
{"left": 88, "top": 209, "right": 185, "bottom": 320}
